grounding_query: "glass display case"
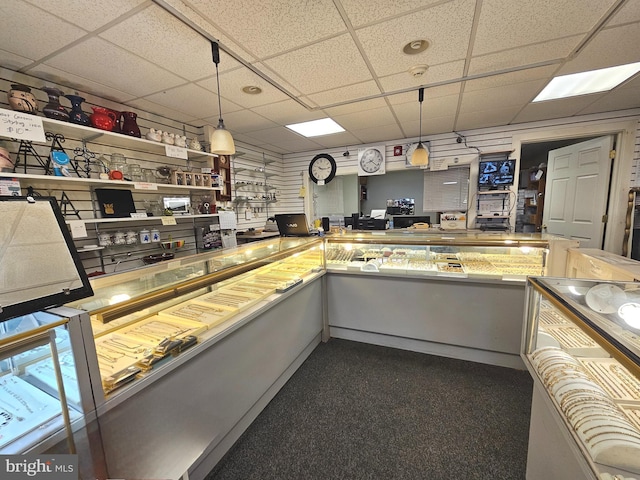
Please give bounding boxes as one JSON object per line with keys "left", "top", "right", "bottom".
{"left": 523, "top": 277, "right": 640, "bottom": 479}
{"left": 66, "top": 236, "right": 324, "bottom": 398}
{"left": 325, "top": 231, "right": 577, "bottom": 279}
{"left": 0, "top": 311, "right": 84, "bottom": 454}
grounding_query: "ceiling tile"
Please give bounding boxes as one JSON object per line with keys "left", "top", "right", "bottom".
{"left": 378, "top": 60, "right": 466, "bottom": 93}
{"left": 333, "top": 105, "right": 398, "bottom": 130}
{"left": 187, "top": 0, "right": 346, "bottom": 59}
{"left": 0, "top": 48, "right": 37, "bottom": 71}
{"left": 351, "top": 123, "right": 404, "bottom": 144}
{"left": 463, "top": 65, "right": 558, "bottom": 91}
{"left": 98, "top": 4, "right": 214, "bottom": 82}
{"left": 252, "top": 99, "right": 324, "bottom": 125}
{"left": 608, "top": 1, "right": 640, "bottom": 26}
{"left": 422, "top": 115, "right": 457, "bottom": 136}
{"left": 340, "top": 0, "right": 446, "bottom": 27}
{"left": 323, "top": 98, "right": 388, "bottom": 117}
{"left": 512, "top": 96, "right": 600, "bottom": 124}
{"left": 142, "top": 83, "right": 243, "bottom": 121}
{"left": 468, "top": 36, "right": 581, "bottom": 75}
{"left": 577, "top": 86, "right": 640, "bottom": 115}
{"left": 24, "top": 64, "right": 137, "bottom": 105}
{"left": 557, "top": 23, "right": 640, "bottom": 75}
{"left": 0, "top": 1, "right": 87, "bottom": 61}
{"left": 42, "top": 38, "right": 186, "bottom": 99}
{"left": 204, "top": 109, "right": 280, "bottom": 135}
{"left": 308, "top": 132, "right": 362, "bottom": 149}
{"left": 124, "top": 97, "right": 199, "bottom": 124}
{"left": 246, "top": 126, "right": 323, "bottom": 147}
{"left": 307, "top": 81, "right": 381, "bottom": 108}
{"left": 473, "top": 0, "right": 617, "bottom": 55}
{"left": 459, "top": 80, "right": 547, "bottom": 113}
{"left": 455, "top": 106, "right": 522, "bottom": 131}
{"left": 392, "top": 94, "right": 459, "bottom": 123}
{"left": 387, "top": 84, "right": 463, "bottom": 105}
{"left": 25, "top": 0, "right": 147, "bottom": 31}
{"left": 356, "top": 0, "right": 475, "bottom": 77}
{"left": 263, "top": 34, "right": 372, "bottom": 94}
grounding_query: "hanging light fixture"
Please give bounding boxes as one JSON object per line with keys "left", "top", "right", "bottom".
{"left": 210, "top": 40, "right": 235, "bottom": 155}
{"left": 411, "top": 87, "right": 429, "bottom": 167}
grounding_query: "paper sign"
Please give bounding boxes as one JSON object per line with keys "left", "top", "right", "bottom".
{"left": 165, "top": 145, "right": 188, "bottom": 159}
{"left": 67, "top": 220, "right": 88, "bottom": 239}
{"left": 0, "top": 177, "right": 21, "bottom": 196}
{"left": 134, "top": 182, "right": 158, "bottom": 190}
{"left": 161, "top": 216, "right": 177, "bottom": 225}
{"left": 317, "top": 180, "right": 325, "bottom": 186}
{"left": 130, "top": 212, "right": 148, "bottom": 219}
{"left": 0, "top": 108, "right": 46, "bottom": 142}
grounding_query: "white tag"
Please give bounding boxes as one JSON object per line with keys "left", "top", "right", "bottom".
{"left": 130, "top": 212, "right": 148, "bottom": 218}
{"left": 161, "top": 216, "right": 177, "bottom": 225}
{"left": 317, "top": 180, "right": 325, "bottom": 186}
{"left": 68, "top": 220, "right": 88, "bottom": 238}
{"left": 0, "top": 108, "right": 46, "bottom": 142}
{"left": 134, "top": 182, "right": 158, "bottom": 190}
{"left": 165, "top": 145, "right": 188, "bottom": 159}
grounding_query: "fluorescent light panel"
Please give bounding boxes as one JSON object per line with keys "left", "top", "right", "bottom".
{"left": 534, "top": 62, "right": 640, "bottom": 102}
{"left": 286, "top": 118, "right": 345, "bottom": 137}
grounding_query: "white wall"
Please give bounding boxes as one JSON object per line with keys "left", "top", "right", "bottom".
{"left": 281, "top": 109, "right": 640, "bottom": 253}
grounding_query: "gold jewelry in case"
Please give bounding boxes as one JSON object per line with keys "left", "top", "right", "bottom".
{"left": 586, "top": 429, "right": 640, "bottom": 445}
{"left": 582, "top": 422, "right": 640, "bottom": 437}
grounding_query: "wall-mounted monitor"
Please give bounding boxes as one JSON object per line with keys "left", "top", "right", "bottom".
{"left": 478, "top": 159, "right": 516, "bottom": 189}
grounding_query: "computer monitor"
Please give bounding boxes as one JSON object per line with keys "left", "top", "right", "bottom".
{"left": 274, "top": 213, "right": 312, "bottom": 236}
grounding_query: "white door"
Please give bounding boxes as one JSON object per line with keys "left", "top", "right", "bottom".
{"left": 543, "top": 136, "right": 613, "bottom": 248}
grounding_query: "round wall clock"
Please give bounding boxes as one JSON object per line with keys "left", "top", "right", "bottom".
{"left": 359, "top": 147, "right": 384, "bottom": 175}
{"left": 309, "top": 153, "right": 337, "bottom": 184}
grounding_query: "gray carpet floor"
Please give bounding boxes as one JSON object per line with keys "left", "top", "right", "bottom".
{"left": 207, "top": 338, "right": 533, "bottom": 480}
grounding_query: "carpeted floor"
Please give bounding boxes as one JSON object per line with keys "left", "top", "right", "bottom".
{"left": 206, "top": 338, "right": 533, "bottom": 480}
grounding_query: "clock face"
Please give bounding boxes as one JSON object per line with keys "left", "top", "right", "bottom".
{"left": 309, "top": 153, "right": 337, "bottom": 184}
{"left": 359, "top": 148, "right": 384, "bottom": 174}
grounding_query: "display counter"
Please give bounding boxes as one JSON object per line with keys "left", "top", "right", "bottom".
{"left": 522, "top": 277, "right": 640, "bottom": 480}
{"left": 324, "top": 231, "right": 578, "bottom": 368}
{"left": 66, "top": 236, "right": 325, "bottom": 479}
{"left": 567, "top": 248, "right": 640, "bottom": 281}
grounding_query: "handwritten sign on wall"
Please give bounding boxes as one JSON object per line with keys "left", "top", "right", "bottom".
{"left": 0, "top": 108, "right": 46, "bottom": 142}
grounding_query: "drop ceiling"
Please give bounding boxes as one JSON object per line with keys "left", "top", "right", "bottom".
{"left": 3, "top": 0, "right": 640, "bottom": 155}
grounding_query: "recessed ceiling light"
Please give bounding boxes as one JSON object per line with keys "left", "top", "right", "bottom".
{"left": 403, "top": 39, "right": 429, "bottom": 55}
{"left": 242, "top": 86, "right": 262, "bottom": 95}
{"left": 533, "top": 62, "right": 640, "bottom": 102}
{"left": 286, "top": 118, "right": 345, "bottom": 137}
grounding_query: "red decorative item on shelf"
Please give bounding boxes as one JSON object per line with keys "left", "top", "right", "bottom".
{"left": 120, "top": 111, "right": 141, "bottom": 137}
{"left": 90, "top": 107, "right": 117, "bottom": 131}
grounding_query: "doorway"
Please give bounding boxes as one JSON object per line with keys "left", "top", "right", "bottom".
{"left": 516, "top": 137, "right": 598, "bottom": 234}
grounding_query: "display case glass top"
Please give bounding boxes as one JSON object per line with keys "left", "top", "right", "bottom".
{"left": 65, "top": 236, "right": 324, "bottom": 397}
{"left": 324, "top": 231, "right": 573, "bottom": 280}
{"left": 0, "top": 311, "right": 82, "bottom": 454}
{"left": 523, "top": 276, "right": 640, "bottom": 478}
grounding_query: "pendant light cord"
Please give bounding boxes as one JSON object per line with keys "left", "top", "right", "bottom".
{"left": 418, "top": 87, "right": 424, "bottom": 144}
{"left": 215, "top": 62, "right": 223, "bottom": 123}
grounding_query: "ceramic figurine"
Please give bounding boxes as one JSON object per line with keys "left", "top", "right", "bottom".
{"left": 65, "top": 94, "right": 91, "bottom": 126}
{"left": 161, "top": 132, "right": 175, "bottom": 145}
{"left": 174, "top": 135, "right": 187, "bottom": 148}
{"left": 146, "top": 128, "right": 162, "bottom": 142}
{"left": 189, "top": 137, "right": 202, "bottom": 151}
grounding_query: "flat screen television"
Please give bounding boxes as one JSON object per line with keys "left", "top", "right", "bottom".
{"left": 478, "top": 159, "right": 516, "bottom": 189}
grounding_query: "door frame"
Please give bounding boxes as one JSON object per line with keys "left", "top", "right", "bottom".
{"left": 511, "top": 119, "right": 637, "bottom": 254}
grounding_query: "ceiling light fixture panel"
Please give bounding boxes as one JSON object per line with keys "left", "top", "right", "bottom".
{"left": 286, "top": 118, "right": 345, "bottom": 137}
{"left": 533, "top": 62, "right": 640, "bottom": 102}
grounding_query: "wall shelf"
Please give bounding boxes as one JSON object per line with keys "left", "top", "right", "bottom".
{"left": 65, "top": 213, "right": 219, "bottom": 225}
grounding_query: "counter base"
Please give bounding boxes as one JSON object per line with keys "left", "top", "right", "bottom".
{"left": 331, "top": 326, "right": 524, "bottom": 369}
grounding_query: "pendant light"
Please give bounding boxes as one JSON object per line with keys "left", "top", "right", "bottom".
{"left": 210, "top": 41, "right": 236, "bottom": 155}
{"left": 411, "top": 87, "right": 429, "bottom": 167}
